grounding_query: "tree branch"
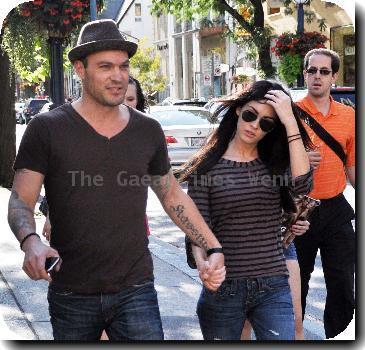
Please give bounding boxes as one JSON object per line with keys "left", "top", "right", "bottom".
{"left": 215, "top": 0, "right": 254, "bottom": 33}
{"left": 249, "top": 0, "right": 265, "bottom": 29}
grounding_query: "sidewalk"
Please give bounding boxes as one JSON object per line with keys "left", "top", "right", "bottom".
{"left": 0, "top": 187, "right": 325, "bottom": 340}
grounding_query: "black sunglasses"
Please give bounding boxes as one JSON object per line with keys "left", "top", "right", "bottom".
{"left": 240, "top": 110, "right": 276, "bottom": 133}
{"left": 306, "top": 67, "right": 332, "bottom": 76}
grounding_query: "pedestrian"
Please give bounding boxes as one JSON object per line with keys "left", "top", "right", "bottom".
{"left": 179, "top": 80, "right": 313, "bottom": 340}
{"left": 7, "top": 19, "right": 225, "bottom": 341}
{"left": 294, "top": 48, "right": 355, "bottom": 339}
{"left": 41, "top": 76, "right": 151, "bottom": 241}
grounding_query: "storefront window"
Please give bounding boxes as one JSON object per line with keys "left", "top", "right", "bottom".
{"left": 331, "top": 25, "right": 355, "bottom": 87}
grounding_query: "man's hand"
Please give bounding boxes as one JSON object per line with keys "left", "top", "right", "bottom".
{"left": 199, "top": 262, "right": 226, "bottom": 291}
{"left": 307, "top": 150, "right": 322, "bottom": 169}
{"left": 290, "top": 219, "right": 310, "bottom": 236}
{"left": 192, "top": 246, "right": 226, "bottom": 291}
{"left": 204, "top": 252, "right": 226, "bottom": 291}
{"left": 42, "top": 214, "right": 52, "bottom": 241}
{"left": 22, "top": 237, "right": 61, "bottom": 282}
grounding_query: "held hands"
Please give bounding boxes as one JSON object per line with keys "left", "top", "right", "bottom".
{"left": 264, "top": 90, "right": 296, "bottom": 127}
{"left": 22, "top": 237, "right": 61, "bottom": 282}
{"left": 197, "top": 253, "right": 226, "bottom": 291}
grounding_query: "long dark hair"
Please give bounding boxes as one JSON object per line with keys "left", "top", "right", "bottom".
{"left": 178, "top": 80, "right": 314, "bottom": 212}
{"left": 128, "top": 76, "right": 148, "bottom": 112}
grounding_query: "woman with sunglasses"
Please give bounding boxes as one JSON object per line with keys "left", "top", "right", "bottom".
{"left": 178, "top": 80, "right": 313, "bottom": 340}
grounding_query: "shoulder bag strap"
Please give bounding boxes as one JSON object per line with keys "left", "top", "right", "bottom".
{"left": 298, "top": 107, "right": 346, "bottom": 165}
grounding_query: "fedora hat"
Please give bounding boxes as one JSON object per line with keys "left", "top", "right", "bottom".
{"left": 68, "top": 19, "right": 138, "bottom": 62}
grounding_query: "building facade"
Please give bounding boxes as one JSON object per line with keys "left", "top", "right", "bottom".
{"left": 264, "top": 0, "right": 355, "bottom": 86}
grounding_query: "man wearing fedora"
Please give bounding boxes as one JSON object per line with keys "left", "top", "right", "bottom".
{"left": 8, "top": 19, "right": 225, "bottom": 341}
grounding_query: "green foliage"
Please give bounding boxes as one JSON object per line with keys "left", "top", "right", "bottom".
{"left": 1, "top": 12, "right": 49, "bottom": 84}
{"left": 1, "top": 1, "right": 102, "bottom": 86}
{"left": 277, "top": 54, "right": 302, "bottom": 86}
{"left": 129, "top": 39, "right": 168, "bottom": 100}
{"left": 317, "top": 18, "right": 327, "bottom": 32}
{"left": 304, "top": 10, "right": 315, "bottom": 24}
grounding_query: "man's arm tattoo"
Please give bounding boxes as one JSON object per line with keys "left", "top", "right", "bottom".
{"left": 151, "top": 171, "right": 172, "bottom": 203}
{"left": 8, "top": 190, "right": 36, "bottom": 241}
{"left": 170, "top": 204, "right": 209, "bottom": 250}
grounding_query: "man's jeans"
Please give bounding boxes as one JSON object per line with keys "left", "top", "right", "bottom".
{"left": 197, "top": 275, "right": 294, "bottom": 340}
{"left": 47, "top": 279, "right": 164, "bottom": 340}
{"left": 295, "top": 194, "right": 355, "bottom": 339}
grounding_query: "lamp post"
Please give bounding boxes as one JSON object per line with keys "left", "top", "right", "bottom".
{"left": 90, "top": 0, "right": 97, "bottom": 21}
{"left": 295, "top": 0, "right": 306, "bottom": 87}
{"left": 48, "top": 36, "right": 64, "bottom": 106}
{"left": 295, "top": 0, "right": 305, "bottom": 34}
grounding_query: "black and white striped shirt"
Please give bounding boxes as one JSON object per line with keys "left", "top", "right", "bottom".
{"left": 187, "top": 158, "right": 312, "bottom": 279}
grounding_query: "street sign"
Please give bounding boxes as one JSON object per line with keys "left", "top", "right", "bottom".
{"left": 219, "top": 63, "right": 230, "bottom": 73}
{"left": 203, "top": 74, "right": 212, "bottom": 86}
{"left": 214, "top": 67, "right": 221, "bottom": 76}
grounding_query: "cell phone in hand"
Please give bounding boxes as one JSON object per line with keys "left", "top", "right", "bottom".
{"left": 45, "top": 257, "right": 60, "bottom": 273}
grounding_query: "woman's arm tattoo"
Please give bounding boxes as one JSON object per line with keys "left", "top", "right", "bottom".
{"left": 170, "top": 204, "right": 209, "bottom": 250}
{"left": 8, "top": 190, "right": 36, "bottom": 241}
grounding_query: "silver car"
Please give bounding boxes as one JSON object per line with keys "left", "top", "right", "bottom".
{"left": 149, "top": 106, "right": 219, "bottom": 168}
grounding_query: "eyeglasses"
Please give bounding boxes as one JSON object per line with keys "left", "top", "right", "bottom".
{"left": 240, "top": 110, "right": 276, "bottom": 133}
{"left": 306, "top": 67, "right": 332, "bottom": 76}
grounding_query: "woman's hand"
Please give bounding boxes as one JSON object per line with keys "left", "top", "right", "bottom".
{"left": 264, "top": 90, "right": 297, "bottom": 128}
{"left": 290, "top": 219, "right": 310, "bottom": 236}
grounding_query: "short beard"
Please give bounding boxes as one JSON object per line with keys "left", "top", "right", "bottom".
{"left": 83, "top": 79, "right": 125, "bottom": 107}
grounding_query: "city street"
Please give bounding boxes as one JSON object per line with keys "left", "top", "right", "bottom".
{"left": 0, "top": 124, "right": 355, "bottom": 340}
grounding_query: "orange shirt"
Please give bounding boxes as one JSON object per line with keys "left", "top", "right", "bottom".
{"left": 296, "top": 96, "right": 355, "bottom": 200}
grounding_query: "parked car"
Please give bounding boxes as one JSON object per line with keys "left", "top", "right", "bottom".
{"left": 21, "top": 98, "right": 49, "bottom": 124}
{"left": 161, "top": 97, "right": 207, "bottom": 107}
{"left": 149, "top": 105, "right": 218, "bottom": 167}
{"left": 290, "top": 86, "right": 355, "bottom": 108}
{"left": 15, "top": 102, "right": 25, "bottom": 124}
{"left": 38, "top": 102, "right": 53, "bottom": 114}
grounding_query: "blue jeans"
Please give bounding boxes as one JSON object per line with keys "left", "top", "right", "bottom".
{"left": 284, "top": 243, "right": 297, "bottom": 260}
{"left": 197, "top": 275, "right": 294, "bottom": 340}
{"left": 47, "top": 279, "right": 164, "bottom": 340}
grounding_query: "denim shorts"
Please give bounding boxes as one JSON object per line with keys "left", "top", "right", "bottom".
{"left": 284, "top": 243, "right": 297, "bottom": 260}
{"left": 47, "top": 279, "right": 164, "bottom": 340}
{"left": 197, "top": 275, "right": 294, "bottom": 340}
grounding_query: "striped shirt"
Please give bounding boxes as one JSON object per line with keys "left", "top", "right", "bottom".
{"left": 297, "top": 96, "right": 355, "bottom": 199}
{"left": 188, "top": 158, "right": 312, "bottom": 279}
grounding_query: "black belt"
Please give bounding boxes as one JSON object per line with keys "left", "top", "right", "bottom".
{"left": 319, "top": 193, "right": 345, "bottom": 206}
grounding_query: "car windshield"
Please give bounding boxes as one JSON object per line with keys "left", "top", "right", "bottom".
{"left": 27, "top": 100, "right": 48, "bottom": 108}
{"left": 150, "top": 109, "right": 212, "bottom": 126}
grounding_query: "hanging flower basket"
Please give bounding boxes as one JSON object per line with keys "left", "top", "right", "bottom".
{"left": 272, "top": 31, "right": 329, "bottom": 86}
{"left": 18, "top": 0, "right": 104, "bottom": 38}
{"left": 272, "top": 31, "right": 329, "bottom": 58}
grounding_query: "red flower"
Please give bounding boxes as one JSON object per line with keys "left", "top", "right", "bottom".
{"left": 33, "top": 0, "right": 43, "bottom": 5}
{"left": 65, "top": 8, "right": 73, "bottom": 14}
{"left": 49, "top": 8, "right": 59, "bottom": 16}
{"left": 21, "top": 9, "right": 31, "bottom": 17}
{"left": 63, "top": 19, "right": 70, "bottom": 25}
{"left": 72, "top": 13, "right": 82, "bottom": 20}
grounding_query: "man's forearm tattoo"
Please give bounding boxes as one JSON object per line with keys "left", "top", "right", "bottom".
{"left": 8, "top": 190, "right": 36, "bottom": 240}
{"left": 152, "top": 171, "right": 172, "bottom": 203}
{"left": 170, "top": 204, "right": 209, "bottom": 250}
